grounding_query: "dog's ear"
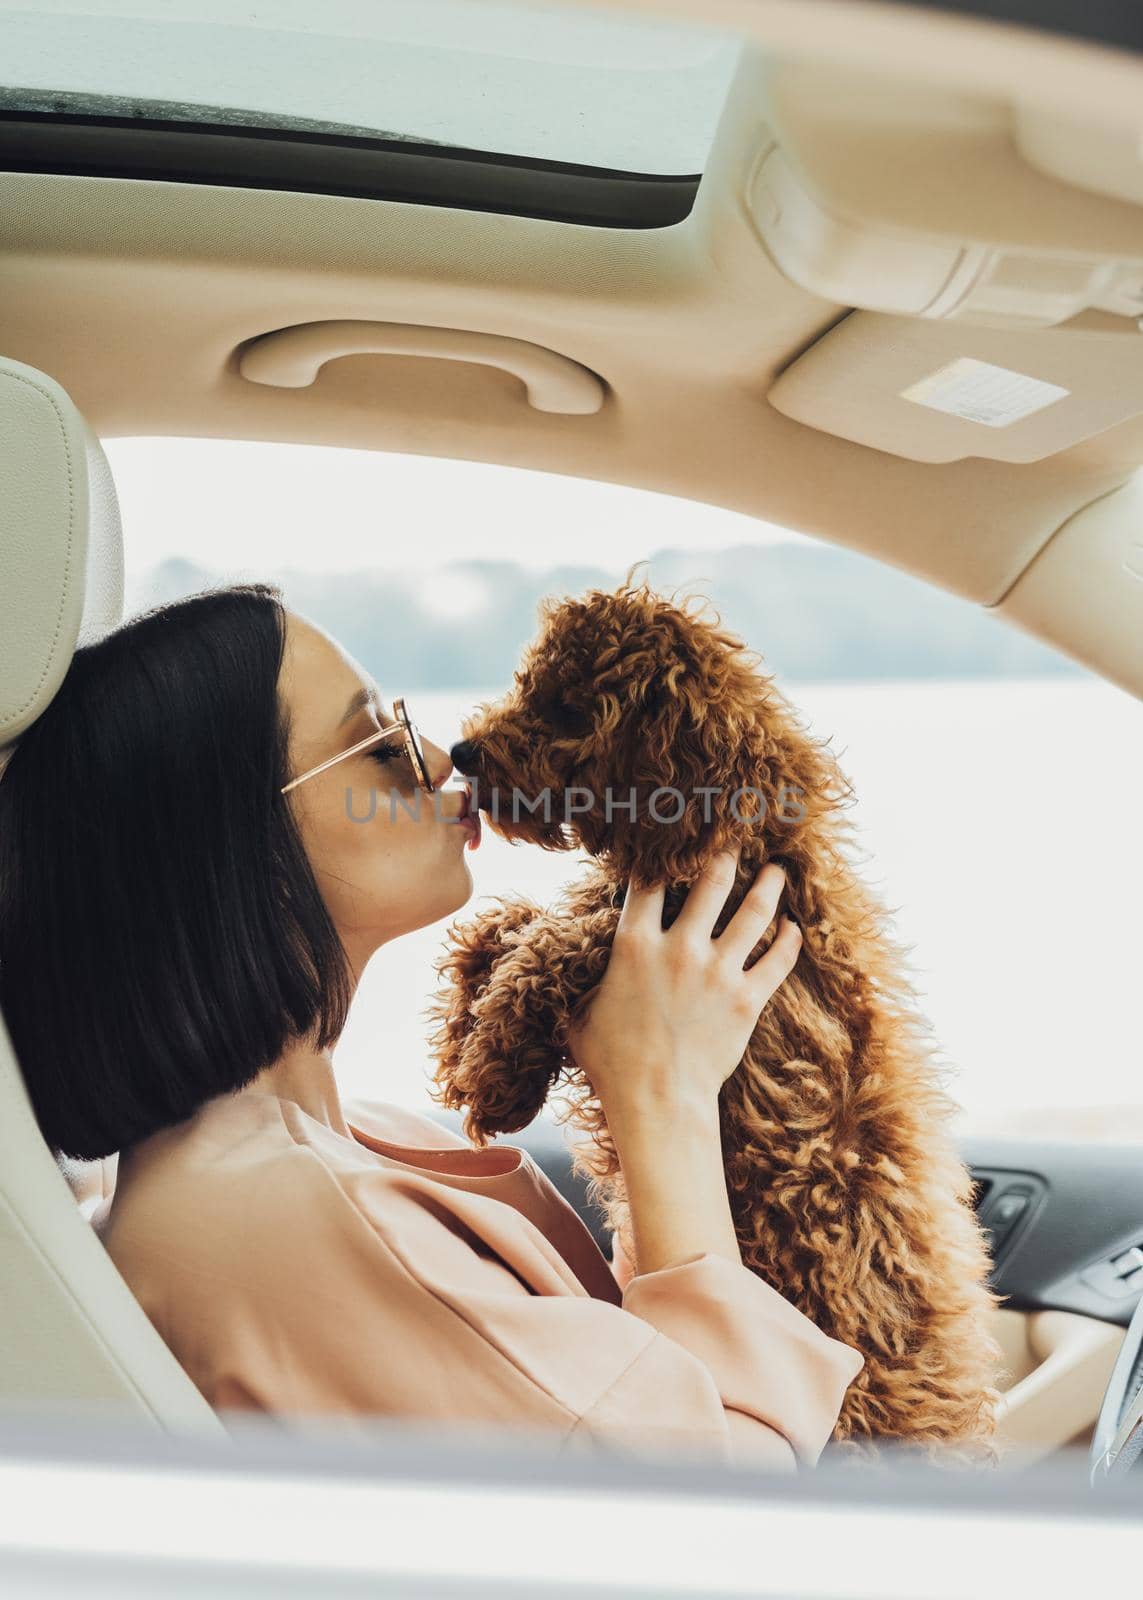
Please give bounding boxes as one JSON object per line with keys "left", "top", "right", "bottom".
{"left": 567, "top": 586, "right": 833, "bottom": 882}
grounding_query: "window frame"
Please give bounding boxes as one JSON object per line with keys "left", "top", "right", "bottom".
{"left": 0, "top": 97, "right": 702, "bottom": 229}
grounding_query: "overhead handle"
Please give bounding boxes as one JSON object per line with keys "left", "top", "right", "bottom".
{"left": 238, "top": 319, "right": 605, "bottom": 415}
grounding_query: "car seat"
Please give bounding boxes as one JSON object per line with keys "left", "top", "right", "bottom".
{"left": 0, "top": 354, "right": 224, "bottom": 1435}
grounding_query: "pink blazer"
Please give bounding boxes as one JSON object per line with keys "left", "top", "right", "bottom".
{"left": 92, "top": 1085, "right": 863, "bottom": 1469}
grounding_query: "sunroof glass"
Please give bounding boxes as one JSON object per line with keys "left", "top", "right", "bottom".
{"left": 0, "top": 0, "right": 743, "bottom": 176}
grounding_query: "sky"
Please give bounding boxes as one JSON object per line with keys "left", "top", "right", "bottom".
{"left": 103, "top": 436, "right": 802, "bottom": 580}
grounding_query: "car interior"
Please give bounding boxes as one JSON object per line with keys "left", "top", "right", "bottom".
{"left": 2, "top": 0, "right": 1143, "bottom": 1487}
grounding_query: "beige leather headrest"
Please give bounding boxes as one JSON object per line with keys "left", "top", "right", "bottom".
{"left": 0, "top": 355, "right": 124, "bottom": 751}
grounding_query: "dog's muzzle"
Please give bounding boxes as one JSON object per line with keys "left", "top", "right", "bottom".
{"left": 450, "top": 738, "right": 479, "bottom": 774}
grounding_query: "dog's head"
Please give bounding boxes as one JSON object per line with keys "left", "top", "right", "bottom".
{"left": 451, "top": 582, "right": 848, "bottom": 882}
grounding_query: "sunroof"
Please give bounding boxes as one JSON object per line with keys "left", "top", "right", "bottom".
{"left": 0, "top": 0, "right": 742, "bottom": 174}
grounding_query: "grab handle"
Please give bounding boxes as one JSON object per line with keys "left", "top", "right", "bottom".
{"left": 238, "top": 320, "right": 605, "bottom": 415}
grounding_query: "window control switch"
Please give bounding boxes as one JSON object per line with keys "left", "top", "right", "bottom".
{"left": 990, "top": 1192, "right": 1030, "bottom": 1227}
{"left": 1111, "top": 1245, "right": 1143, "bottom": 1279}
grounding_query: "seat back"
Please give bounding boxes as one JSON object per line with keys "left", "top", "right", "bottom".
{"left": 0, "top": 355, "right": 224, "bottom": 1434}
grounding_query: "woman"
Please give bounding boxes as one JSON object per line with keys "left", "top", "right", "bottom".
{"left": 0, "top": 583, "right": 862, "bottom": 1469}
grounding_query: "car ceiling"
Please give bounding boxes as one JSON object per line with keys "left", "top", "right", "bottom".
{"left": 1, "top": 0, "right": 1142, "bottom": 697}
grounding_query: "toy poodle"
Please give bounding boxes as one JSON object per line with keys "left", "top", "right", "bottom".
{"left": 429, "top": 580, "right": 1001, "bottom": 1457}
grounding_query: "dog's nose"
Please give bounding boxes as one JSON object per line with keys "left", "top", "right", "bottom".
{"left": 450, "top": 738, "right": 479, "bottom": 773}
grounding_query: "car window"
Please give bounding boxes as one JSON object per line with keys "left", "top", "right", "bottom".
{"left": 107, "top": 435, "right": 1143, "bottom": 1143}
{"left": 0, "top": 0, "right": 741, "bottom": 173}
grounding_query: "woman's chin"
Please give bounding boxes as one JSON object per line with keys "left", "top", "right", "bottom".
{"left": 441, "top": 856, "right": 477, "bottom": 917}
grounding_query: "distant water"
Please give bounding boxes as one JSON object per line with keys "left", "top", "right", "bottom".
{"left": 334, "top": 679, "right": 1143, "bottom": 1143}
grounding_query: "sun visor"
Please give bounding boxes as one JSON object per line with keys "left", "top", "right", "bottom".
{"left": 768, "top": 312, "right": 1143, "bottom": 464}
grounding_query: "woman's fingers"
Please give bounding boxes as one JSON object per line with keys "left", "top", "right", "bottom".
{"left": 715, "top": 861, "right": 788, "bottom": 967}
{"left": 744, "top": 915, "right": 803, "bottom": 1005}
{"left": 614, "top": 875, "right": 666, "bottom": 943}
{"left": 671, "top": 845, "right": 742, "bottom": 941}
{"left": 617, "top": 853, "right": 793, "bottom": 989}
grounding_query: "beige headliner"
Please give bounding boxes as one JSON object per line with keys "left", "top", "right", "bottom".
{"left": 2, "top": 0, "right": 1142, "bottom": 695}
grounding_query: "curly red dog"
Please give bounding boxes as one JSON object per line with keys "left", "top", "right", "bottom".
{"left": 430, "top": 581, "right": 1000, "bottom": 1459}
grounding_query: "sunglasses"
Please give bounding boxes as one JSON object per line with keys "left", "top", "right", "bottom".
{"left": 280, "top": 696, "right": 435, "bottom": 795}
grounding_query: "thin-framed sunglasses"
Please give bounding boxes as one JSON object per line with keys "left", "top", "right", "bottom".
{"left": 280, "top": 697, "right": 436, "bottom": 795}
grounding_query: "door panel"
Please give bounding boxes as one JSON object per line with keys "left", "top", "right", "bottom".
{"left": 963, "top": 1138, "right": 1143, "bottom": 1328}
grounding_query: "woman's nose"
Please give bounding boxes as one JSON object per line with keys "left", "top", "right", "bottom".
{"left": 422, "top": 738, "right": 455, "bottom": 790}
{"left": 450, "top": 738, "right": 479, "bottom": 773}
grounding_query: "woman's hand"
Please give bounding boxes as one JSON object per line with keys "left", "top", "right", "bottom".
{"left": 566, "top": 845, "right": 802, "bottom": 1128}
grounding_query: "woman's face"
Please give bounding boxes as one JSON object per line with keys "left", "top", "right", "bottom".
{"left": 278, "top": 611, "right": 479, "bottom": 978}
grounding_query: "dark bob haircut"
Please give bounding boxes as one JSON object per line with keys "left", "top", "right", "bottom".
{"left": 0, "top": 582, "right": 352, "bottom": 1160}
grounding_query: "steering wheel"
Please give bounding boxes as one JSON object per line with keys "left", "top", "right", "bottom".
{"left": 1091, "top": 1291, "right": 1143, "bottom": 1481}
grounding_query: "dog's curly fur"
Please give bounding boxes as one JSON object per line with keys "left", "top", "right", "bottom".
{"left": 428, "top": 581, "right": 1001, "bottom": 1459}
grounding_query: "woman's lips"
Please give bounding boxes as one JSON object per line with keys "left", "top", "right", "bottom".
{"left": 457, "top": 785, "right": 482, "bottom": 851}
